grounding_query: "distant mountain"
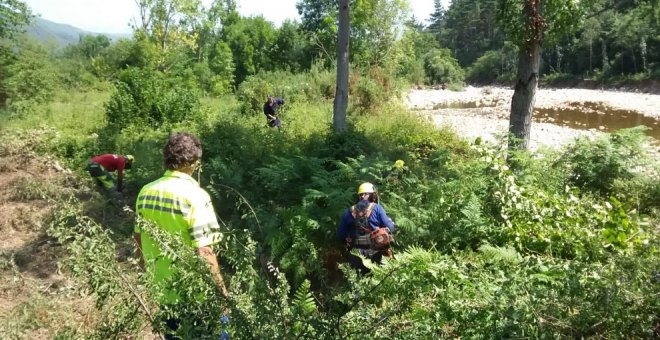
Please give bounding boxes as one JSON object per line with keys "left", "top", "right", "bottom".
{"left": 25, "top": 17, "right": 132, "bottom": 47}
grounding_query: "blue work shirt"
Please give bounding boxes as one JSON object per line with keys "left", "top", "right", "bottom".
{"left": 337, "top": 200, "right": 396, "bottom": 240}
{"left": 263, "top": 98, "right": 284, "bottom": 117}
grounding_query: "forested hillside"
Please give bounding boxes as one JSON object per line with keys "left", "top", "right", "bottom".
{"left": 25, "top": 17, "right": 131, "bottom": 47}
{"left": 0, "top": 0, "right": 658, "bottom": 338}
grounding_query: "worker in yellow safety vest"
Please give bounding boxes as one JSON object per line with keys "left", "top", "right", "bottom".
{"left": 133, "top": 132, "right": 228, "bottom": 339}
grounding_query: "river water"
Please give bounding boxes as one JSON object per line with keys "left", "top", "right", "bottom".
{"left": 535, "top": 102, "right": 660, "bottom": 140}
{"left": 407, "top": 87, "right": 660, "bottom": 150}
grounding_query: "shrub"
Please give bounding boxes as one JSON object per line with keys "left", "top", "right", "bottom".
{"left": 399, "top": 58, "right": 425, "bottom": 85}
{"left": 353, "top": 74, "right": 384, "bottom": 112}
{"left": 308, "top": 61, "right": 335, "bottom": 99}
{"left": 104, "top": 68, "right": 202, "bottom": 130}
{"left": 55, "top": 59, "right": 98, "bottom": 89}
{"left": 466, "top": 43, "right": 518, "bottom": 83}
{"left": 350, "top": 66, "right": 397, "bottom": 113}
{"left": 558, "top": 127, "right": 652, "bottom": 195}
{"left": 236, "top": 69, "right": 334, "bottom": 115}
{"left": 423, "top": 48, "right": 465, "bottom": 85}
{"left": 235, "top": 74, "right": 274, "bottom": 115}
{"left": 542, "top": 72, "right": 580, "bottom": 86}
{"left": 467, "top": 50, "right": 502, "bottom": 82}
{"left": 3, "top": 40, "right": 59, "bottom": 115}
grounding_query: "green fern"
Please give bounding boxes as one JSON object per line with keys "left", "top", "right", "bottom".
{"left": 478, "top": 244, "right": 523, "bottom": 265}
{"left": 293, "top": 280, "right": 317, "bottom": 315}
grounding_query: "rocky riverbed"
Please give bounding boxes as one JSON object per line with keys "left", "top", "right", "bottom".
{"left": 406, "top": 86, "right": 660, "bottom": 151}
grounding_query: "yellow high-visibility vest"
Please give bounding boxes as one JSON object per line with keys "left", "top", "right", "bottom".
{"left": 135, "top": 170, "right": 222, "bottom": 303}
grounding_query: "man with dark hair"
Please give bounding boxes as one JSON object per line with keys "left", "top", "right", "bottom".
{"left": 133, "top": 132, "right": 228, "bottom": 338}
{"left": 263, "top": 95, "right": 284, "bottom": 128}
{"left": 337, "top": 182, "right": 396, "bottom": 275}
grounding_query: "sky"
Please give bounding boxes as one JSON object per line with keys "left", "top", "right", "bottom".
{"left": 23, "top": 0, "right": 439, "bottom": 34}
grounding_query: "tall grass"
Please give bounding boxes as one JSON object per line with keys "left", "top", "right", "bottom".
{"left": 1, "top": 87, "right": 111, "bottom": 135}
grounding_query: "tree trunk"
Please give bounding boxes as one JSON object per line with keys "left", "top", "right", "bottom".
{"left": 333, "top": 0, "right": 350, "bottom": 133}
{"left": 589, "top": 38, "right": 593, "bottom": 76}
{"left": 0, "top": 90, "right": 7, "bottom": 108}
{"left": 554, "top": 46, "right": 562, "bottom": 73}
{"left": 640, "top": 37, "right": 647, "bottom": 73}
{"left": 509, "top": 43, "right": 541, "bottom": 150}
{"left": 601, "top": 38, "right": 609, "bottom": 75}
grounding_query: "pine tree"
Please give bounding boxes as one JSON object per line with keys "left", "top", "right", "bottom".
{"left": 427, "top": 0, "right": 445, "bottom": 32}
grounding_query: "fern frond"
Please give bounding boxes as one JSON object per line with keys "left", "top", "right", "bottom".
{"left": 293, "top": 280, "right": 317, "bottom": 314}
{"left": 478, "top": 244, "right": 522, "bottom": 265}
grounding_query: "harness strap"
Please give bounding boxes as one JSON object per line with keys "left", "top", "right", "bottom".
{"left": 351, "top": 202, "right": 376, "bottom": 233}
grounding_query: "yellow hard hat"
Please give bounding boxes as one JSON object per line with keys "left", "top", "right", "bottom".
{"left": 357, "top": 182, "right": 376, "bottom": 194}
{"left": 126, "top": 155, "right": 135, "bottom": 163}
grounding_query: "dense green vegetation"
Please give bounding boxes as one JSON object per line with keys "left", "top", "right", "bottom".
{"left": 430, "top": 0, "right": 660, "bottom": 84}
{"left": 1, "top": 0, "right": 658, "bottom": 338}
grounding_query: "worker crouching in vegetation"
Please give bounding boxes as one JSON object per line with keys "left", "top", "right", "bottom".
{"left": 337, "top": 182, "right": 396, "bottom": 275}
{"left": 263, "top": 95, "right": 284, "bottom": 128}
{"left": 87, "top": 153, "right": 134, "bottom": 197}
{"left": 133, "top": 132, "right": 229, "bottom": 339}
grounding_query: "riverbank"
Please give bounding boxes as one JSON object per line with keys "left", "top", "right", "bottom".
{"left": 406, "top": 87, "right": 660, "bottom": 151}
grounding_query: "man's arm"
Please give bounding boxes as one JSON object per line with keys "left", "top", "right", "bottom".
{"left": 376, "top": 205, "right": 396, "bottom": 233}
{"left": 337, "top": 210, "right": 352, "bottom": 243}
{"left": 198, "top": 246, "right": 229, "bottom": 298}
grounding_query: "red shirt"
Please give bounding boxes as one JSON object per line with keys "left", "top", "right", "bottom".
{"left": 91, "top": 154, "right": 126, "bottom": 173}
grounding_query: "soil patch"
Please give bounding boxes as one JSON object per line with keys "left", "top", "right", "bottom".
{"left": 0, "top": 148, "right": 102, "bottom": 337}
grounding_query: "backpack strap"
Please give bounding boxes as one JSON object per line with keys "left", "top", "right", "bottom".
{"left": 351, "top": 203, "right": 376, "bottom": 233}
{"left": 351, "top": 203, "right": 376, "bottom": 217}
{"left": 365, "top": 203, "right": 375, "bottom": 218}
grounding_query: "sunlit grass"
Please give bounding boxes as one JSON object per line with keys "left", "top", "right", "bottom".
{"left": 1, "top": 87, "right": 110, "bottom": 135}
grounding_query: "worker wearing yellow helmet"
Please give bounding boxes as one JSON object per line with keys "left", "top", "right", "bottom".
{"left": 337, "top": 182, "right": 396, "bottom": 274}
{"left": 87, "top": 153, "right": 135, "bottom": 194}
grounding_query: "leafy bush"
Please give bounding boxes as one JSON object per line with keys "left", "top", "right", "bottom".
{"left": 558, "top": 127, "right": 652, "bottom": 195}
{"left": 236, "top": 69, "right": 334, "bottom": 115}
{"left": 352, "top": 74, "right": 385, "bottom": 112}
{"left": 308, "top": 62, "right": 336, "bottom": 99}
{"left": 423, "top": 48, "right": 465, "bottom": 85}
{"left": 466, "top": 42, "right": 518, "bottom": 83}
{"left": 349, "top": 66, "right": 398, "bottom": 113}
{"left": 235, "top": 73, "right": 275, "bottom": 115}
{"left": 55, "top": 59, "right": 99, "bottom": 89}
{"left": 542, "top": 72, "right": 580, "bottom": 86}
{"left": 104, "top": 68, "right": 203, "bottom": 130}
{"left": 3, "top": 40, "right": 59, "bottom": 116}
{"left": 50, "top": 133, "right": 100, "bottom": 167}
{"left": 398, "top": 58, "right": 425, "bottom": 85}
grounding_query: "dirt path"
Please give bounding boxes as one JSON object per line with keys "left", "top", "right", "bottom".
{"left": 0, "top": 132, "right": 143, "bottom": 338}
{"left": 406, "top": 87, "right": 660, "bottom": 150}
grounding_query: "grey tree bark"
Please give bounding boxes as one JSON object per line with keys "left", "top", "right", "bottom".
{"left": 333, "top": 0, "right": 350, "bottom": 132}
{"left": 509, "top": 43, "right": 541, "bottom": 150}
{"left": 508, "top": 0, "right": 544, "bottom": 150}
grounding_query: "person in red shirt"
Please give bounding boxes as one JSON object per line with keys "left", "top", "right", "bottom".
{"left": 87, "top": 154, "right": 134, "bottom": 193}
